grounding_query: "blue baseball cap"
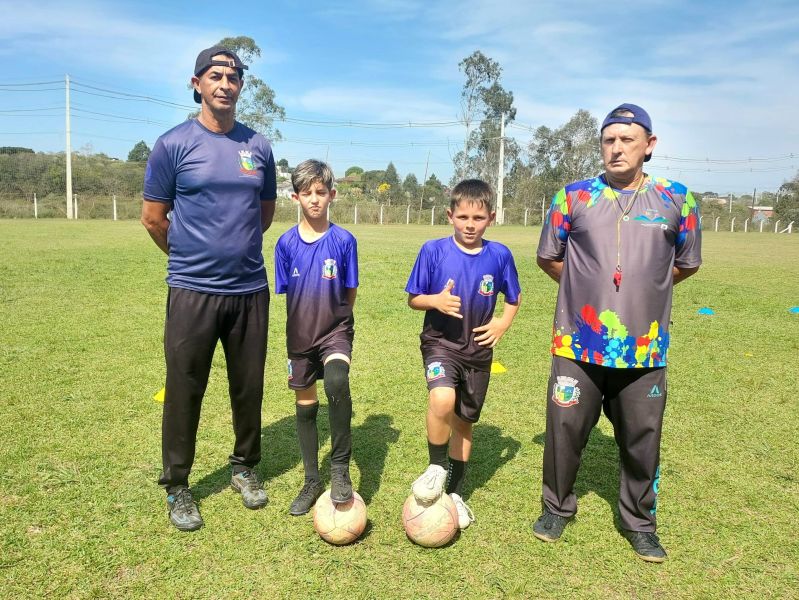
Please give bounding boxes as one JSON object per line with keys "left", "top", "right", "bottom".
{"left": 601, "top": 103, "right": 653, "bottom": 161}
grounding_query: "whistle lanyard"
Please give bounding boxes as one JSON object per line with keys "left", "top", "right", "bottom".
{"left": 607, "top": 174, "right": 646, "bottom": 291}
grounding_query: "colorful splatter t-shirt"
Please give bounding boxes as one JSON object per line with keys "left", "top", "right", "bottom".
{"left": 537, "top": 175, "right": 702, "bottom": 368}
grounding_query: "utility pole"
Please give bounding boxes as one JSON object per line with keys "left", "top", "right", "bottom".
{"left": 65, "top": 74, "right": 73, "bottom": 219}
{"left": 752, "top": 187, "right": 756, "bottom": 210}
{"left": 417, "top": 150, "right": 430, "bottom": 224}
{"left": 496, "top": 113, "right": 505, "bottom": 225}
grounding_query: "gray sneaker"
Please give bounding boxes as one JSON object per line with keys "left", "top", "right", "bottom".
{"left": 289, "top": 480, "right": 325, "bottom": 516}
{"left": 532, "top": 510, "right": 570, "bottom": 542}
{"left": 623, "top": 530, "right": 668, "bottom": 563}
{"left": 167, "top": 487, "right": 203, "bottom": 532}
{"left": 231, "top": 470, "right": 268, "bottom": 510}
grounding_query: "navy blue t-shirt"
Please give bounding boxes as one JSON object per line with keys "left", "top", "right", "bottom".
{"left": 275, "top": 223, "right": 359, "bottom": 355}
{"left": 406, "top": 237, "right": 521, "bottom": 366}
{"left": 143, "top": 119, "right": 277, "bottom": 294}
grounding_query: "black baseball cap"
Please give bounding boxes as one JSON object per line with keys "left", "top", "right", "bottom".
{"left": 192, "top": 45, "right": 248, "bottom": 103}
{"left": 601, "top": 103, "right": 654, "bottom": 162}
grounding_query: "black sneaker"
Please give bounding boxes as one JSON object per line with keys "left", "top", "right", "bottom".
{"left": 623, "top": 530, "right": 668, "bottom": 563}
{"left": 289, "top": 480, "right": 325, "bottom": 516}
{"left": 231, "top": 470, "right": 268, "bottom": 510}
{"left": 167, "top": 487, "right": 203, "bottom": 532}
{"left": 330, "top": 466, "right": 353, "bottom": 503}
{"left": 532, "top": 510, "right": 570, "bottom": 542}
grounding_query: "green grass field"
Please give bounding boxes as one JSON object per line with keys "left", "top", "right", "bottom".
{"left": 0, "top": 220, "right": 797, "bottom": 599}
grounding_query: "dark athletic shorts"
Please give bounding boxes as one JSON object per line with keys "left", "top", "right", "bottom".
{"left": 421, "top": 346, "right": 491, "bottom": 423}
{"left": 287, "top": 329, "right": 353, "bottom": 390}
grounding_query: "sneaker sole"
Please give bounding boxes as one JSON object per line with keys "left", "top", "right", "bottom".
{"left": 231, "top": 483, "right": 268, "bottom": 510}
{"left": 532, "top": 530, "right": 560, "bottom": 543}
{"left": 412, "top": 488, "right": 443, "bottom": 503}
{"left": 330, "top": 491, "right": 354, "bottom": 504}
{"left": 289, "top": 506, "right": 312, "bottom": 516}
{"left": 634, "top": 552, "right": 666, "bottom": 563}
{"left": 170, "top": 516, "right": 203, "bottom": 532}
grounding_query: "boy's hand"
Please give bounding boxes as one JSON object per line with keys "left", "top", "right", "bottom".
{"left": 435, "top": 279, "right": 463, "bottom": 319}
{"left": 473, "top": 317, "right": 510, "bottom": 348}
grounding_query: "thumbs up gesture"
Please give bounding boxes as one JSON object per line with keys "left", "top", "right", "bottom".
{"left": 435, "top": 279, "right": 463, "bottom": 319}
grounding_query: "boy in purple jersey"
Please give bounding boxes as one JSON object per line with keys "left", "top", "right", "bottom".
{"left": 406, "top": 179, "right": 521, "bottom": 529}
{"left": 274, "top": 160, "right": 358, "bottom": 515}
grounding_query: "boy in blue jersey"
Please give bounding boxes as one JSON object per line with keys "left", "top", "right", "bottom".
{"left": 275, "top": 160, "right": 358, "bottom": 515}
{"left": 406, "top": 179, "right": 521, "bottom": 529}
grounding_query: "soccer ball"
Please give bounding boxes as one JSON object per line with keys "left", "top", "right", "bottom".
{"left": 402, "top": 493, "right": 458, "bottom": 547}
{"left": 313, "top": 490, "right": 367, "bottom": 545}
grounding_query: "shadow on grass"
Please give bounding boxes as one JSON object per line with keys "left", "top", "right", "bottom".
{"left": 193, "top": 410, "right": 399, "bottom": 505}
{"left": 532, "top": 428, "right": 621, "bottom": 528}
{"left": 463, "top": 424, "right": 521, "bottom": 501}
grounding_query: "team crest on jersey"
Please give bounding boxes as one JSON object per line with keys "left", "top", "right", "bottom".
{"left": 426, "top": 361, "right": 445, "bottom": 381}
{"left": 238, "top": 150, "right": 257, "bottom": 176}
{"left": 292, "top": 267, "right": 300, "bottom": 277}
{"left": 322, "top": 258, "right": 338, "bottom": 280}
{"left": 287, "top": 359, "right": 293, "bottom": 381}
{"left": 478, "top": 274, "right": 495, "bottom": 296}
{"left": 552, "top": 376, "right": 580, "bottom": 407}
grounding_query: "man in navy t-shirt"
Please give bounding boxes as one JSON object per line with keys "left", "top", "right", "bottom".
{"left": 141, "top": 45, "right": 277, "bottom": 531}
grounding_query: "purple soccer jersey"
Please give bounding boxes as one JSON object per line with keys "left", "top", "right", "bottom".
{"left": 143, "top": 119, "right": 277, "bottom": 294}
{"left": 406, "top": 237, "right": 521, "bottom": 366}
{"left": 275, "top": 223, "right": 358, "bottom": 355}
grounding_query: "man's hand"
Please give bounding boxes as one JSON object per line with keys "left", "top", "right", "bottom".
{"left": 434, "top": 279, "right": 463, "bottom": 319}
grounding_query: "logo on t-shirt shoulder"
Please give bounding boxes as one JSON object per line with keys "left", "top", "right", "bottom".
{"left": 322, "top": 258, "right": 338, "bottom": 280}
{"left": 426, "top": 361, "right": 445, "bottom": 381}
{"left": 552, "top": 375, "right": 580, "bottom": 407}
{"left": 634, "top": 209, "right": 669, "bottom": 230}
{"left": 238, "top": 150, "right": 258, "bottom": 176}
{"left": 478, "top": 274, "right": 495, "bottom": 296}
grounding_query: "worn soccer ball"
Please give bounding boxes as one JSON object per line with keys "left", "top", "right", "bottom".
{"left": 402, "top": 493, "right": 458, "bottom": 547}
{"left": 313, "top": 490, "right": 367, "bottom": 545}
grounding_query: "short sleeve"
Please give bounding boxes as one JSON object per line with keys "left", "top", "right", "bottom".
{"left": 274, "top": 234, "right": 290, "bottom": 294}
{"left": 536, "top": 187, "right": 571, "bottom": 261}
{"left": 260, "top": 146, "right": 277, "bottom": 201}
{"left": 143, "top": 137, "right": 176, "bottom": 203}
{"left": 499, "top": 250, "right": 521, "bottom": 304}
{"left": 343, "top": 236, "right": 359, "bottom": 289}
{"left": 405, "top": 245, "right": 432, "bottom": 295}
{"left": 675, "top": 190, "right": 702, "bottom": 268}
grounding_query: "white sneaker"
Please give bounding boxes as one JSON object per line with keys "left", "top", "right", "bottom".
{"left": 449, "top": 493, "right": 475, "bottom": 529}
{"left": 411, "top": 464, "right": 447, "bottom": 503}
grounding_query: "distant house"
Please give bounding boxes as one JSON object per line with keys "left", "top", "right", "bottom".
{"left": 750, "top": 206, "right": 773, "bottom": 221}
{"left": 277, "top": 180, "right": 293, "bottom": 199}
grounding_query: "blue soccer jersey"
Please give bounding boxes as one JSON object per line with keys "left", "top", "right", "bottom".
{"left": 406, "top": 237, "right": 521, "bottom": 366}
{"left": 143, "top": 119, "right": 277, "bottom": 294}
{"left": 275, "top": 223, "right": 358, "bottom": 355}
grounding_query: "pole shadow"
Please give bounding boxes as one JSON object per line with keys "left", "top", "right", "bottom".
{"left": 351, "top": 414, "right": 400, "bottom": 504}
{"left": 462, "top": 424, "right": 521, "bottom": 500}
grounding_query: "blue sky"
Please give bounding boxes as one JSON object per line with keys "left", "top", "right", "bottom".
{"left": 2, "top": 0, "right": 798, "bottom": 195}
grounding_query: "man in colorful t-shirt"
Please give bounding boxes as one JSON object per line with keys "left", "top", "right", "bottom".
{"left": 533, "top": 103, "right": 701, "bottom": 562}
